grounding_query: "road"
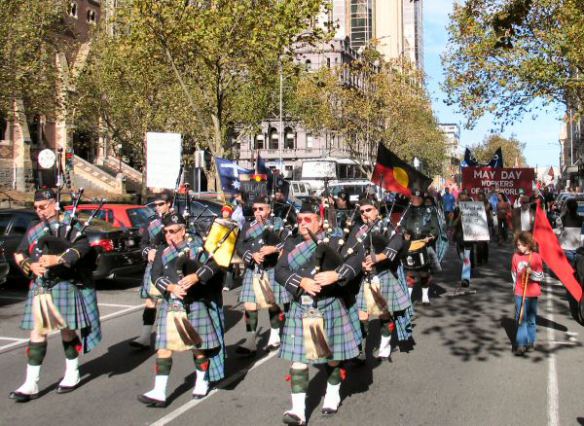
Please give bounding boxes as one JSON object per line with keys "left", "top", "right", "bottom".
{"left": 0, "top": 243, "right": 582, "bottom": 426}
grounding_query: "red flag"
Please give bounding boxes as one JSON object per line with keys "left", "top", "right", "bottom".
{"left": 548, "top": 166, "right": 554, "bottom": 179}
{"left": 533, "top": 201, "right": 582, "bottom": 301}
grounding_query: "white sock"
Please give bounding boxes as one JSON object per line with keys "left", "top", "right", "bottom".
{"left": 144, "top": 375, "right": 168, "bottom": 402}
{"left": 267, "top": 327, "right": 281, "bottom": 347}
{"left": 59, "top": 358, "right": 80, "bottom": 388}
{"left": 408, "top": 287, "right": 413, "bottom": 298}
{"left": 285, "top": 393, "right": 306, "bottom": 423}
{"left": 15, "top": 364, "right": 41, "bottom": 395}
{"left": 135, "top": 325, "right": 153, "bottom": 345}
{"left": 322, "top": 383, "right": 341, "bottom": 411}
{"left": 422, "top": 287, "right": 430, "bottom": 303}
{"left": 378, "top": 335, "right": 392, "bottom": 358}
{"left": 192, "top": 368, "right": 209, "bottom": 397}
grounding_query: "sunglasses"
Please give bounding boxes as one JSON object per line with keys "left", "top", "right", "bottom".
{"left": 253, "top": 207, "right": 265, "bottom": 212}
{"left": 34, "top": 203, "right": 51, "bottom": 211}
{"left": 163, "top": 228, "right": 183, "bottom": 235}
{"left": 360, "top": 207, "right": 374, "bottom": 215}
{"left": 154, "top": 201, "right": 167, "bottom": 207}
{"left": 297, "top": 216, "right": 314, "bottom": 224}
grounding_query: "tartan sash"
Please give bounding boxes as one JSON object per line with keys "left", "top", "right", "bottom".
{"left": 245, "top": 218, "right": 284, "bottom": 240}
{"left": 147, "top": 218, "right": 164, "bottom": 240}
{"left": 26, "top": 222, "right": 50, "bottom": 254}
{"left": 161, "top": 241, "right": 203, "bottom": 267}
{"left": 287, "top": 232, "right": 326, "bottom": 271}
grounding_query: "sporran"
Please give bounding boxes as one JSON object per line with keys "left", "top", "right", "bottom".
{"left": 252, "top": 271, "right": 276, "bottom": 309}
{"left": 32, "top": 288, "right": 67, "bottom": 334}
{"left": 364, "top": 276, "right": 388, "bottom": 317}
{"left": 302, "top": 308, "right": 332, "bottom": 360}
{"left": 166, "top": 308, "right": 201, "bottom": 351}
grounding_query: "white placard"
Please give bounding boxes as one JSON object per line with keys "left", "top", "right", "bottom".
{"left": 146, "top": 132, "right": 182, "bottom": 189}
{"left": 459, "top": 201, "right": 490, "bottom": 242}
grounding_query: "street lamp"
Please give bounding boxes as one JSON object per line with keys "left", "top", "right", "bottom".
{"left": 117, "top": 143, "right": 122, "bottom": 174}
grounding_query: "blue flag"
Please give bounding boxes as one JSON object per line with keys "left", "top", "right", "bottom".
{"left": 216, "top": 157, "right": 253, "bottom": 194}
{"left": 461, "top": 148, "right": 479, "bottom": 168}
{"left": 488, "top": 148, "right": 504, "bottom": 168}
{"left": 255, "top": 153, "right": 274, "bottom": 192}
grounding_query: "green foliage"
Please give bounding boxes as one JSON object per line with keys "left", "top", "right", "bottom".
{"left": 291, "top": 52, "right": 446, "bottom": 176}
{"left": 0, "top": 0, "right": 69, "bottom": 116}
{"left": 443, "top": 0, "right": 584, "bottom": 129}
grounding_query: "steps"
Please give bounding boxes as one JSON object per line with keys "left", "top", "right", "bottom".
{"left": 100, "top": 157, "right": 143, "bottom": 194}
{"left": 72, "top": 155, "right": 123, "bottom": 194}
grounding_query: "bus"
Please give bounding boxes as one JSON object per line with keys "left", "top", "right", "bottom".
{"left": 300, "top": 158, "right": 365, "bottom": 193}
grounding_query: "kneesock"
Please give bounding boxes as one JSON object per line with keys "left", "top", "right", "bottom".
{"left": 290, "top": 368, "right": 309, "bottom": 394}
{"left": 143, "top": 307, "right": 157, "bottom": 326}
{"left": 269, "top": 307, "right": 284, "bottom": 329}
{"left": 245, "top": 310, "right": 258, "bottom": 332}
{"left": 380, "top": 318, "right": 395, "bottom": 338}
{"left": 155, "top": 358, "right": 173, "bottom": 376}
{"left": 27, "top": 341, "right": 47, "bottom": 366}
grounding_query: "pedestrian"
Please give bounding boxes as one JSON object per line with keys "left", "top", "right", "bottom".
{"left": 130, "top": 190, "right": 172, "bottom": 350}
{"left": 476, "top": 192, "right": 490, "bottom": 265}
{"left": 138, "top": 213, "right": 226, "bottom": 406}
{"left": 275, "top": 199, "right": 363, "bottom": 424}
{"left": 511, "top": 231, "right": 544, "bottom": 355}
{"left": 496, "top": 193, "right": 510, "bottom": 244}
{"left": 231, "top": 191, "right": 247, "bottom": 229}
{"left": 442, "top": 186, "right": 456, "bottom": 225}
{"left": 10, "top": 189, "right": 102, "bottom": 402}
{"left": 511, "top": 195, "right": 535, "bottom": 233}
{"left": 451, "top": 191, "right": 473, "bottom": 287}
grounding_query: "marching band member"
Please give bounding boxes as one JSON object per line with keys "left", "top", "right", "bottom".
{"left": 355, "top": 198, "right": 412, "bottom": 361}
{"left": 10, "top": 189, "right": 101, "bottom": 402}
{"left": 130, "top": 190, "right": 172, "bottom": 350}
{"left": 138, "top": 213, "right": 226, "bottom": 406}
{"left": 275, "top": 200, "right": 363, "bottom": 425}
{"left": 402, "top": 190, "right": 439, "bottom": 304}
{"left": 236, "top": 195, "right": 288, "bottom": 355}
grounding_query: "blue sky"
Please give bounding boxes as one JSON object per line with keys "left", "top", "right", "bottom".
{"left": 423, "top": 0, "right": 562, "bottom": 168}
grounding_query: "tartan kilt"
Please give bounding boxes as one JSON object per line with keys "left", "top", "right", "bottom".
{"left": 279, "top": 297, "right": 360, "bottom": 364}
{"left": 139, "top": 263, "right": 162, "bottom": 300}
{"left": 238, "top": 267, "right": 290, "bottom": 305}
{"left": 21, "top": 280, "right": 102, "bottom": 353}
{"left": 357, "top": 269, "right": 411, "bottom": 313}
{"left": 394, "top": 309, "right": 413, "bottom": 342}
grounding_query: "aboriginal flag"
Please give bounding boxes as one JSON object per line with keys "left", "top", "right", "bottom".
{"left": 371, "top": 144, "right": 432, "bottom": 197}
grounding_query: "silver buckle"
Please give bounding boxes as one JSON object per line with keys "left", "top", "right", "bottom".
{"left": 301, "top": 295, "right": 314, "bottom": 306}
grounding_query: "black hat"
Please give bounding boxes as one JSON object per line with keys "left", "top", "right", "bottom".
{"left": 411, "top": 189, "right": 423, "bottom": 198}
{"left": 253, "top": 195, "right": 270, "bottom": 205}
{"left": 337, "top": 191, "right": 349, "bottom": 202}
{"left": 358, "top": 196, "right": 379, "bottom": 209}
{"left": 152, "top": 190, "right": 173, "bottom": 203}
{"left": 162, "top": 213, "right": 186, "bottom": 227}
{"left": 298, "top": 198, "right": 321, "bottom": 214}
{"left": 34, "top": 188, "right": 56, "bottom": 201}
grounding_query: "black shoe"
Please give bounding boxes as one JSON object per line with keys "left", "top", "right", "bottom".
{"left": 129, "top": 340, "right": 151, "bottom": 350}
{"left": 526, "top": 344, "right": 535, "bottom": 352}
{"left": 514, "top": 346, "right": 527, "bottom": 356}
{"left": 235, "top": 346, "right": 257, "bottom": 357}
{"left": 137, "top": 394, "right": 166, "bottom": 407}
{"left": 9, "top": 391, "right": 39, "bottom": 403}
{"left": 265, "top": 342, "right": 281, "bottom": 352}
{"left": 461, "top": 280, "right": 470, "bottom": 288}
{"left": 56, "top": 383, "right": 79, "bottom": 394}
{"left": 282, "top": 412, "right": 305, "bottom": 425}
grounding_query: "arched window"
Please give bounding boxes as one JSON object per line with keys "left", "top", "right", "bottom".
{"left": 254, "top": 134, "right": 264, "bottom": 150}
{"left": 87, "top": 9, "right": 97, "bottom": 24}
{"left": 68, "top": 2, "right": 78, "bottom": 18}
{"left": 269, "top": 128, "right": 279, "bottom": 150}
{"left": 284, "top": 128, "right": 295, "bottom": 150}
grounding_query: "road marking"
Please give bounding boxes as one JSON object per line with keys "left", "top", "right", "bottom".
{"left": 0, "top": 337, "right": 29, "bottom": 351}
{"left": 98, "top": 303, "right": 139, "bottom": 309}
{"left": 151, "top": 350, "right": 279, "bottom": 426}
{"left": 544, "top": 276, "right": 560, "bottom": 426}
{"left": 99, "top": 305, "right": 143, "bottom": 321}
{"left": 0, "top": 294, "right": 27, "bottom": 301}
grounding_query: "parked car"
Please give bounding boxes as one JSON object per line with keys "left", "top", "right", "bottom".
{"left": 0, "top": 242, "right": 8, "bottom": 285}
{"left": 0, "top": 209, "right": 145, "bottom": 282}
{"left": 156, "top": 198, "right": 222, "bottom": 238}
{"left": 64, "top": 203, "right": 154, "bottom": 229}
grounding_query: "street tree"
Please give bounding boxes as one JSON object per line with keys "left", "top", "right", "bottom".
{"left": 472, "top": 134, "right": 527, "bottom": 167}
{"left": 442, "top": 0, "right": 584, "bottom": 129}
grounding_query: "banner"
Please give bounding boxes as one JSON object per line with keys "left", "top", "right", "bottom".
{"left": 146, "top": 132, "right": 182, "bottom": 189}
{"left": 459, "top": 201, "right": 490, "bottom": 242}
{"left": 462, "top": 167, "right": 534, "bottom": 198}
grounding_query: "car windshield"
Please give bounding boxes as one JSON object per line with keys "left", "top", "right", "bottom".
{"left": 127, "top": 207, "right": 155, "bottom": 228}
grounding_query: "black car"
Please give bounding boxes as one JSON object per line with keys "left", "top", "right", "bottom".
{"left": 0, "top": 209, "right": 145, "bottom": 283}
{"left": 148, "top": 198, "right": 222, "bottom": 238}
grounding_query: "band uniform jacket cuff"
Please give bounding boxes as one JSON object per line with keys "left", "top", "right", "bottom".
{"left": 196, "top": 265, "right": 214, "bottom": 284}
{"left": 19, "top": 258, "right": 33, "bottom": 278}
{"left": 60, "top": 248, "right": 81, "bottom": 267}
{"left": 141, "top": 246, "right": 152, "bottom": 259}
{"left": 530, "top": 270, "right": 544, "bottom": 282}
{"left": 154, "top": 277, "right": 172, "bottom": 293}
{"left": 243, "top": 250, "right": 253, "bottom": 265}
{"left": 284, "top": 273, "right": 303, "bottom": 298}
{"left": 382, "top": 247, "right": 398, "bottom": 262}
{"left": 336, "top": 264, "right": 356, "bottom": 285}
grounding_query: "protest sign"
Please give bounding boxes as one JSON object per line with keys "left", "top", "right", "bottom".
{"left": 462, "top": 167, "right": 534, "bottom": 198}
{"left": 459, "top": 201, "right": 490, "bottom": 242}
{"left": 146, "top": 132, "right": 182, "bottom": 189}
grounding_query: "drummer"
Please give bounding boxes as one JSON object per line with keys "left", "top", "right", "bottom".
{"left": 401, "top": 189, "right": 439, "bottom": 304}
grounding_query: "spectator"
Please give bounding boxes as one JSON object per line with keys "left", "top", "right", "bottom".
{"left": 512, "top": 195, "right": 535, "bottom": 233}
{"left": 496, "top": 193, "right": 511, "bottom": 244}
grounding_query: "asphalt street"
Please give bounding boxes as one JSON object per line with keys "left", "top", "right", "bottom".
{"left": 0, "top": 243, "right": 582, "bottom": 426}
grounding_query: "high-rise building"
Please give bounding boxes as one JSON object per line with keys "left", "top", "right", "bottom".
{"left": 350, "top": 0, "right": 373, "bottom": 49}
{"left": 402, "top": 0, "right": 424, "bottom": 69}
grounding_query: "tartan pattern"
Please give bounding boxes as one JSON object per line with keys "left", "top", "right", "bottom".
{"left": 347, "top": 302, "right": 363, "bottom": 343}
{"left": 357, "top": 268, "right": 411, "bottom": 313}
{"left": 155, "top": 299, "right": 225, "bottom": 381}
{"left": 245, "top": 222, "right": 265, "bottom": 240}
{"left": 238, "top": 267, "right": 290, "bottom": 305}
{"left": 355, "top": 225, "right": 368, "bottom": 240}
{"left": 25, "top": 222, "right": 50, "bottom": 254}
{"left": 394, "top": 309, "right": 413, "bottom": 342}
{"left": 139, "top": 263, "right": 163, "bottom": 299}
{"left": 148, "top": 218, "right": 164, "bottom": 241}
{"left": 287, "top": 233, "right": 325, "bottom": 271}
{"left": 21, "top": 281, "right": 102, "bottom": 353}
{"left": 279, "top": 297, "right": 360, "bottom": 364}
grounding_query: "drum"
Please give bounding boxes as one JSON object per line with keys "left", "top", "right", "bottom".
{"left": 403, "top": 239, "right": 428, "bottom": 270}
{"left": 203, "top": 218, "right": 239, "bottom": 268}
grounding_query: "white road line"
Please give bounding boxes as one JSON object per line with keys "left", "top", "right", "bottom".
{"left": 545, "top": 276, "right": 560, "bottom": 426}
{"left": 0, "top": 336, "right": 28, "bottom": 341}
{"left": 151, "top": 350, "right": 279, "bottom": 426}
{"left": 98, "top": 303, "right": 140, "bottom": 309}
{"left": 0, "top": 295, "right": 27, "bottom": 301}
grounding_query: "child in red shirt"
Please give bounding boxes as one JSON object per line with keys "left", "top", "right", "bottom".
{"left": 511, "top": 231, "right": 544, "bottom": 355}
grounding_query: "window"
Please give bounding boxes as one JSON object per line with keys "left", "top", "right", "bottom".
{"left": 0, "top": 214, "right": 12, "bottom": 236}
{"left": 254, "top": 135, "right": 264, "bottom": 150}
{"left": 68, "top": 2, "right": 78, "bottom": 18}
{"left": 269, "top": 128, "right": 279, "bottom": 150}
{"left": 127, "top": 207, "right": 154, "bottom": 228}
{"left": 284, "top": 129, "right": 296, "bottom": 150}
{"left": 306, "top": 134, "right": 314, "bottom": 149}
{"left": 87, "top": 9, "right": 97, "bottom": 24}
{"left": 10, "top": 214, "right": 33, "bottom": 235}
{"left": 0, "top": 113, "right": 7, "bottom": 142}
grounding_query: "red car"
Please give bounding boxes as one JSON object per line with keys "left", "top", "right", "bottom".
{"left": 64, "top": 204, "right": 154, "bottom": 229}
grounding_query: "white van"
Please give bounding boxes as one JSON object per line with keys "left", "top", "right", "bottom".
{"left": 290, "top": 181, "right": 311, "bottom": 200}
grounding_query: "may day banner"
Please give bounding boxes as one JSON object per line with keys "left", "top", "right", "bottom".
{"left": 462, "top": 167, "right": 535, "bottom": 198}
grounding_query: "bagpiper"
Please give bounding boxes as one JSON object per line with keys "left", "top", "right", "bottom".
{"left": 401, "top": 190, "right": 440, "bottom": 304}
{"left": 355, "top": 198, "right": 413, "bottom": 361}
{"left": 10, "top": 189, "right": 102, "bottom": 402}
{"left": 235, "top": 195, "right": 289, "bottom": 355}
{"left": 275, "top": 199, "right": 363, "bottom": 425}
{"left": 138, "top": 213, "right": 228, "bottom": 406}
{"left": 130, "top": 190, "right": 172, "bottom": 349}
